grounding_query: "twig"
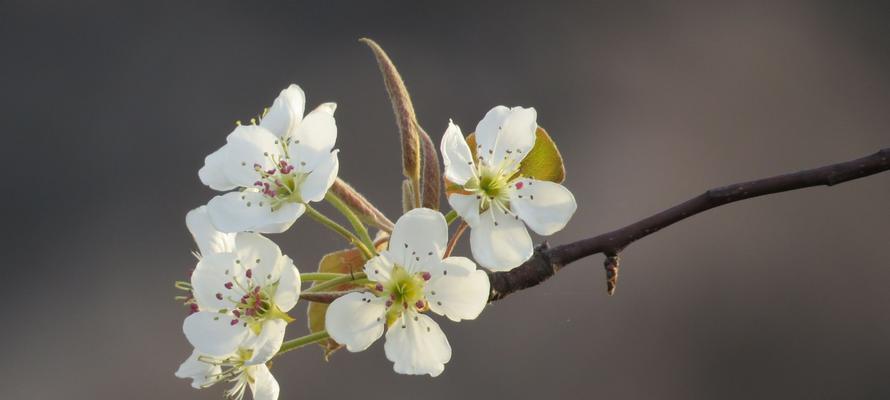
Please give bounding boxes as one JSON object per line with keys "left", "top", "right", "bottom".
{"left": 487, "top": 148, "right": 890, "bottom": 302}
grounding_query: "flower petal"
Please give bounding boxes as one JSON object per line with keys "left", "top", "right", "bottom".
{"left": 492, "top": 107, "right": 537, "bottom": 168}
{"left": 447, "top": 193, "right": 481, "bottom": 227}
{"left": 186, "top": 206, "right": 236, "bottom": 256}
{"left": 388, "top": 208, "right": 448, "bottom": 272}
{"left": 260, "top": 84, "right": 306, "bottom": 138}
{"left": 426, "top": 268, "right": 490, "bottom": 322}
{"left": 298, "top": 150, "right": 339, "bottom": 203}
{"left": 234, "top": 232, "right": 283, "bottom": 287}
{"left": 249, "top": 364, "right": 280, "bottom": 400}
{"left": 469, "top": 206, "right": 533, "bottom": 271}
{"left": 175, "top": 350, "right": 222, "bottom": 389}
{"left": 510, "top": 179, "right": 577, "bottom": 236}
{"left": 362, "top": 251, "right": 395, "bottom": 283}
{"left": 183, "top": 311, "right": 250, "bottom": 357}
{"left": 192, "top": 252, "right": 242, "bottom": 311}
{"left": 325, "top": 292, "right": 386, "bottom": 352}
{"left": 384, "top": 311, "right": 452, "bottom": 377}
{"left": 288, "top": 103, "right": 337, "bottom": 171}
{"left": 440, "top": 120, "right": 476, "bottom": 185}
{"left": 474, "top": 105, "right": 510, "bottom": 163}
{"left": 207, "top": 190, "right": 305, "bottom": 234}
{"left": 199, "top": 145, "right": 237, "bottom": 191}
{"left": 272, "top": 258, "right": 300, "bottom": 312}
{"left": 244, "top": 319, "right": 287, "bottom": 365}
{"left": 221, "top": 125, "right": 283, "bottom": 188}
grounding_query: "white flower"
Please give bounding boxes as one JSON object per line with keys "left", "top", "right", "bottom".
{"left": 199, "top": 84, "right": 339, "bottom": 234}
{"left": 325, "top": 208, "right": 490, "bottom": 377}
{"left": 440, "top": 106, "right": 577, "bottom": 271}
{"left": 175, "top": 348, "right": 280, "bottom": 400}
{"left": 183, "top": 226, "right": 301, "bottom": 364}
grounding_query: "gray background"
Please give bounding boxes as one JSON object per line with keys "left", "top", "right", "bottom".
{"left": 2, "top": 1, "right": 889, "bottom": 399}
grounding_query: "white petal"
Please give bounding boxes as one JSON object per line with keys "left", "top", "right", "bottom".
{"left": 469, "top": 206, "right": 533, "bottom": 271}
{"left": 362, "top": 251, "right": 395, "bottom": 283}
{"left": 249, "top": 364, "right": 280, "bottom": 400}
{"left": 447, "top": 193, "right": 481, "bottom": 227}
{"left": 191, "top": 252, "right": 242, "bottom": 311}
{"left": 474, "top": 105, "right": 510, "bottom": 164}
{"left": 288, "top": 104, "right": 337, "bottom": 170}
{"left": 272, "top": 258, "right": 300, "bottom": 312}
{"left": 199, "top": 145, "right": 237, "bottom": 191}
{"left": 260, "top": 84, "right": 306, "bottom": 138}
{"left": 186, "top": 206, "right": 236, "bottom": 256}
{"left": 384, "top": 312, "right": 452, "bottom": 377}
{"left": 183, "top": 311, "right": 250, "bottom": 357}
{"left": 244, "top": 319, "right": 287, "bottom": 365}
{"left": 234, "top": 232, "right": 283, "bottom": 287}
{"left": 325, "top": 292, "right": 386, "bottom": 352}
{"left": 440, "top": 120, "right": 476, "bottom": 185}
{"left": 510, "top": 179, "right": 577, "bottom": 236}
{"left": 492, "top": 107, "right": 536, "bottom": 168}
{"left": 426, "top": 255, "right": 476, "bottom": 278}
{"left": 175, "top": 350, "right": 222, "bottom": 389}
{"left": 298, "top": 150, "right": 339, "bottom": 203}
{"left": 222, "top": 125, "right": 283, "bottom": 188}
{"left": 426, "top": 269, "right": 490, "bottom": 322}
{"left": 388, "top": 208, "right": 448, "bottom": 272}
{"left": 207, "top": 191, "right": 305, "bottom": 234}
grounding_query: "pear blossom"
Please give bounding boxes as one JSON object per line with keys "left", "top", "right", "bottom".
{"left": 325, "top": 208, "right": 490, "bottom": 377}
{"left": 199, "top": 84, "right": 339, "bottom": 234}
{"left": 183, "top": 216, "right": 301, "bottom": 363}
{"left": 440, "top": 106, "right": 577, "bottom": 271}
{"left": 176, "top": 347, "right": 280, "bottom": 400}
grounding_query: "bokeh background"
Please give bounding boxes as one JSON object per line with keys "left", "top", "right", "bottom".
{"left": 2, "top": 1, "right": 889, "bottom": 399}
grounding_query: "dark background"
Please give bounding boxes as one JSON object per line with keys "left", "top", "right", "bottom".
{"left": 2, "top": 1, "right": 889, "bottom": 399}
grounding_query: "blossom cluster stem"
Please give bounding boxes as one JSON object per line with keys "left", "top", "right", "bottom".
{"left": 304, "top": 204, "right": 374, "bottom": 259}
{"left": 300, "top": 272, "right": 347, "bottom": 282}
{"left": 444, "top": 210, "right": 458, "bottom": 225}
{"left": 276, "top": 331, "right": 331, "bottom": 356}
{"left": 305, "top": 272, "right": 368, "bottom": 293}
{"left": 325, "top": 192, "right": 376, "bottom": 254}
{"left": 444, "top": 221, "right": 468, "bottom": 258}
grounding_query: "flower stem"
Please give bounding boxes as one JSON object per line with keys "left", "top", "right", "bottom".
{"left": 306, "top": 272, "right": 368, "bottom": 293}
{"left": 445, "top": 221, "right": 468, "bottom": 257}
{"left": 300, "top": 272, "right": 347, "bottom": 282}
{"left": 444, "top": 210, "right": 458, "bottom": 225}
{"left": 276, "top": 330, "right": 330, "bottom": 356}
{"left": 325, "top": 192, "right": 376, "bottom": 254}
{"left": 304, "top": 204, "right": 374, "bottom": 259}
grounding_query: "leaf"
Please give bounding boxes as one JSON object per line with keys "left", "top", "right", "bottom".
{"left": 417, "top": 122, "right": 441, "bottom": 210}
{"left": 464, "top": 126, "right": 565, "bottom": 183}
{"left": 330, "top": 178, "right": 394, "bottom": 233}
{"left": 360, "top": 38, "right": 421, "bottom": 207}
{"left": 306, "top": 242, "right": 388, "bottom": 359}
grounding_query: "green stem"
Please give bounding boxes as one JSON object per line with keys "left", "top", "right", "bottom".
{"left": 306, "top": 272, "right": 368, "bottom": 293}
{"left": 276, "top": 331, "right": 330, "bottom": 356}
{"left": 304, "top": 204, "right": 374, "bottom": 259}
{"left": 300, "top": 272, "right": 347, "bottom": 282}
{"left": 445, "top": 210, "right": 458, "bottom": 225}
{"left": 325, "top": 192, "right": 376, "bottom": 254}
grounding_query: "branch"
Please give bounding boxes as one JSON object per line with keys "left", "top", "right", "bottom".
{"left": 488, "top": 147, "right": 890, "bottom": 302}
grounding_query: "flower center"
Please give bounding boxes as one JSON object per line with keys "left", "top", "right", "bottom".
{"left": 464, "top": 165, "right": 515, "bottom": 212}
{"left": 378, "top": 266, "right": 431, "bottom": 326}
{"left": 197, "top": 349, "right": 257, "bottom": 400}
{"left": 218, "top": 266, "right": 293, "bottom": 334}
{"left": 253, "top": 159, "right": 308, "bottom": 209}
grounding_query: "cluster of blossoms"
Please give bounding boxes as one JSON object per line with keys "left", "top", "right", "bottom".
{"left": 175, "top": 83, "right": 576, "bottom": 400}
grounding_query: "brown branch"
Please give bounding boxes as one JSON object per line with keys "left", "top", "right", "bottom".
{"left": 488, "top": 147, "right": 890, "bottom": 302}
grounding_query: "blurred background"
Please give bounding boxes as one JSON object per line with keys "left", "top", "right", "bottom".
{"left": 2, "top": 1, "right": 889, "bottom": 399}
